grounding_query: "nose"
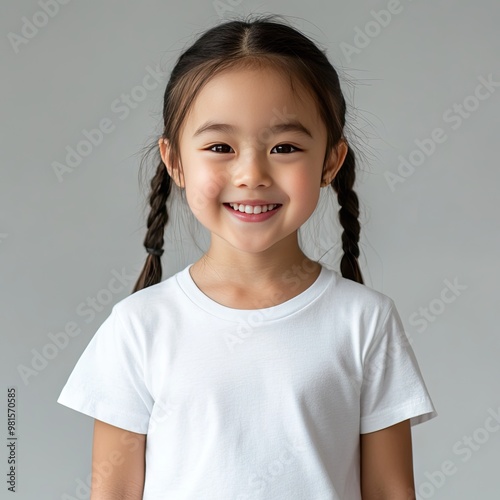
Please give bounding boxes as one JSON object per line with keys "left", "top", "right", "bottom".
{"left": 230, "top": 152, "right": 272, "bottom": 189}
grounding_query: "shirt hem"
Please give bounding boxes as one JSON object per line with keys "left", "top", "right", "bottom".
{"left": 360, "top": 398, "right": 438, "bottom": 434}
{"left": 57, "top": 393, "right": 150, "bottom": 434}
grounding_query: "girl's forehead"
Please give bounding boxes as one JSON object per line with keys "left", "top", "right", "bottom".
{"left": 197, "top": 65, "right": 307, "bottom": 102}
{"left": 184, "top": 66, "right": 321, "bottom": 132}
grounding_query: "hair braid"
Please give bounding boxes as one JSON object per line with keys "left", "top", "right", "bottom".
{"left": 132, "top": 162, "right": 172, "bottom": 293}
{"left": 331, "top": 145, "right": 364, "bottom": 284}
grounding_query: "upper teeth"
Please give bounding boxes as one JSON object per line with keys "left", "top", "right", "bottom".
{"left": 228, "top": 203, "right": 279, "bottom": 214}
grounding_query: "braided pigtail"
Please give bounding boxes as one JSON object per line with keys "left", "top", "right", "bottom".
{"left": 132, "top": 161, "right": 172, "bottom": 293}
{"left": 331, "top": 144, "right": 364, "bottom": 284}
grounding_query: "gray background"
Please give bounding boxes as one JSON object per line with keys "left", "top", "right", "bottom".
{"left": 2, "top": 0, "right": 499, "bottom": 498}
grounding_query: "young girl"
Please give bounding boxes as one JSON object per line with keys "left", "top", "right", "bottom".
{"left": 58, "top": 14, "right": 437, "bottom": 499}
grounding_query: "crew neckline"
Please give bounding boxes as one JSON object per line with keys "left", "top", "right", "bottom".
{"left": 175, "top": 262, "right": 334, "bottom": 322}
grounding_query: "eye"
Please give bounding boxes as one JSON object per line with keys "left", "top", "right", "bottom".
{"left": 271, "top": 144, "right": 301, "bottom": 154}
{"left": 208, "top": 144, "right": 234, "bottom": 153}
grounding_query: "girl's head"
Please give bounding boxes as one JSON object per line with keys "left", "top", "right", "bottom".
{"left": 132, "top": 14, "right": 363, "bottom": 293}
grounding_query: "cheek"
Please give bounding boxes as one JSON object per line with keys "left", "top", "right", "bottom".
{"left": 285, "top": 170, "right": 321, "bottom": 205}
{"left": 184, "top": 163, "right": 227, "bottom": 214}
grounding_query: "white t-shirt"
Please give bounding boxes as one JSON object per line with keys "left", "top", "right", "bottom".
{"left": 57, "top": 263, "right": 437, "bottom": 499}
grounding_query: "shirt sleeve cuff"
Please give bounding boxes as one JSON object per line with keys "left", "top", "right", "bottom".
{"left": 360, "top": 397, "right": 438, "bottom": 434}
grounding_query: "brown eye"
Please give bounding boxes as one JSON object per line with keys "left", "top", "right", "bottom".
{"left": 271, "top": 144, "right": 300, "bottom": 154}
{"left": 209, "top": 144, "right": 234, "bottom": 153}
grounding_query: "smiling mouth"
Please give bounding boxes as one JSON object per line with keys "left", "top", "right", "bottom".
{"left": 223, "top": 203, "right": 282, "bottom": 214}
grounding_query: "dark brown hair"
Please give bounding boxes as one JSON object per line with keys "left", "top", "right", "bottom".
{"left": 132, "top": 14, "right": 364, "bottom": 293}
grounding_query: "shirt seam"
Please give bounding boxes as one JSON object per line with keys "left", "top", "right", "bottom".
{"left": 361, "top": 298, "right": 395, "bottom": 372}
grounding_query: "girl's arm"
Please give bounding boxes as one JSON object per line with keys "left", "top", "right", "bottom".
{"left": 360, "top": 419, "right": 416, "bottom": 500}
{"left": 90, "top": 419, "right": 146, "bottom": 500}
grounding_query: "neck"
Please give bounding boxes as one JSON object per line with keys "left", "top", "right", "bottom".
{"left": 191, "top": 232, "right": 321, "bottom": 290}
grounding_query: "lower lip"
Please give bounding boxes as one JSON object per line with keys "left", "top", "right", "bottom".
{"left": 223, "top": 204, "right": 282, "bottom": 222}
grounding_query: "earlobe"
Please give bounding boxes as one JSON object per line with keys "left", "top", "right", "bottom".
{"left": 321, "top": 139, "right": 349, "bottom": 186}
{"left": 158, "top": 137, "right": 170, "bottom": 172}
{"left": 158, "top": 137, "right": 184, "bottom": 188}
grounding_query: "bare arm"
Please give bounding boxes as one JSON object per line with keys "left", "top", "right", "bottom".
{"left": 90, "top": 419, "right": 147, "bottom": 500}
{"left": 360, "top": 419, "right": 416, "bottom": 500}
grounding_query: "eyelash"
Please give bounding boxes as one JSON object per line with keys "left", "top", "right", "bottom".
{"left": 207, "top": 144, "right": 301, "bottom": 154}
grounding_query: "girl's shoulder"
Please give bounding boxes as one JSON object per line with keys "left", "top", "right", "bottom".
{"left": 323, "top": 265, "right": 395, "bottom": 313}
{"left": 111, "top": 265, "right": 188, "bottom": 329}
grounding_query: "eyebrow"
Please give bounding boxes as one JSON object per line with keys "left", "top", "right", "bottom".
{"left": 192, "top": 120, "right": 313, "bottom": 139}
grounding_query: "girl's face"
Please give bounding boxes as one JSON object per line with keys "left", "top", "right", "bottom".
{"left": 160, "top": 66, "right": 346, "bottom": 258}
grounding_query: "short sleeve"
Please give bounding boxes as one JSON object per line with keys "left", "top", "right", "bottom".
{"left": 360, "top": 299, "right": 438, "bottom": 434}
{"left": 57, "top": 304, "right": 153, "bottom": 434}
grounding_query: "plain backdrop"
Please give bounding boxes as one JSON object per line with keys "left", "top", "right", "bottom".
{"left": 1, "top": 1, "right": 499, "bottom": 498}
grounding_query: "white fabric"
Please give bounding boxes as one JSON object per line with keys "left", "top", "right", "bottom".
{"left": 57, "top": 263, "right": 437, "bottom": 499}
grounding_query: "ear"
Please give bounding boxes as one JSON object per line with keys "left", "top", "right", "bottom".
{"left": 321, "top": 138, "right": 349, "bottom": 187}
{"left": 158, "top": 137, "right": 185, "bottom": 188}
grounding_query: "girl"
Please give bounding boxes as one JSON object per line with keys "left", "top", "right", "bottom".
{"left": 58, "top": 14, "right": 437, "bottom": 499}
